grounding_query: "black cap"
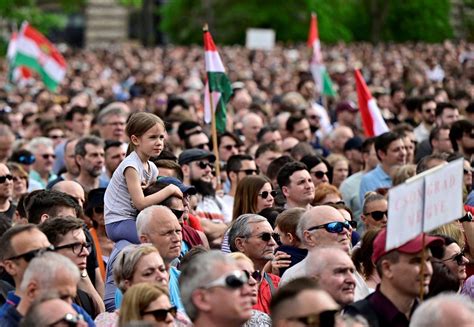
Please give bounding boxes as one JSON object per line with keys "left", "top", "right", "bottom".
{"left": 178, "top": 149, "right": 216, "bottom": 165}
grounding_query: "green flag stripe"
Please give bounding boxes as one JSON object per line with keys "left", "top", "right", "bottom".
{"left": 13, "top": 52, "right": 59, "bottom": 91}
{"left": 207, "top": 72, "right": 232, "bottom": 103}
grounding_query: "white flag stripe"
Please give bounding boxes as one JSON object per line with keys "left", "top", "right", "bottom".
{"left": 15, "top": 36, "right": 41, "bottom": 58}
{"left": 367, "top": 99, "right": 389, "bottom": 135}
{"left": 205, "top": 51, "right": 226, "bottom": 73}
{"left": 43, "top": 58, "right": 66, "bottom": 82}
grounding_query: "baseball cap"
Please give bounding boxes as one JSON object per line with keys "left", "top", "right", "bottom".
{"left": 372, "top": 228, "right": 444, "bottom": 264}
{"left": 178, "top": 149, "right": 216, "bottom": 166}
{"left": 336, "top": 101, "right": 358, "bottom": 114}
{"left": 157, "top": 176, "right": 196, "bottom": 195}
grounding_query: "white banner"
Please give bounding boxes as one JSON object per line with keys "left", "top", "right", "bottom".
{"left": 423, "top": 158, "right": 464, "bottom": 231}
{"left": 386, "top": 177, "right": 424, "bottom": 251}
{"left": 245, "top": 28, "right": 275, "bottom": 50}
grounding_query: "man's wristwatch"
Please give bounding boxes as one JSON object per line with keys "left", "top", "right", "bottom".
{"left": 460, "top": 212, "right": 473, "bottom": 223}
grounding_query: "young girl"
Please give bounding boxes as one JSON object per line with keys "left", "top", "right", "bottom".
{"left": 104, "top": 112, "right": 182, "bottom": 244}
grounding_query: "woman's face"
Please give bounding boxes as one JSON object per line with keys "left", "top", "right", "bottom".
{"left": 130, "top": 252, "right": 169, "bottom": 288}
{"left": 442, "top": 242, "right": 468, "bottom": 283}
{"left": 332, "top": 160, "right": 349, "bottom": 187}
{"left": 463, "top": 160, "right": 472, "bottom": 191}
{"left": 12, "top": 173, "right": 27, "bottom": 197}
{"left": 141, "top": 294, "right": 175, "bottom": 327}
{"left": 256, "top": 182, "right": 274, "bottom": 213}
{"left": 235, "top": 259, "right": 259, "bottom": 305}
{"left": 321, "top": 193, "right": 342, "bottom": 205}
{"left": 309, "top": 162, "right": 329, "bottom": 188}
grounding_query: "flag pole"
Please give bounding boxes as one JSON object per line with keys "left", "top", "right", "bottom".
{"left": 418, "top": 234, "right": 426, "bottom": 301}
{"left": 203, "top": 24, "right": 222, "bottom": 191}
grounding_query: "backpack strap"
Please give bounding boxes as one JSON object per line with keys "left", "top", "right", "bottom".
{"left": 263, "top": 272, "right": 277, "bottom": 296}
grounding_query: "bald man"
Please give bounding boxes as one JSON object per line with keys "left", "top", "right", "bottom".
{"left": 51, "top": 180, "right": 85, "bottom": 208}
{"left": 241, "top": 112, "right": 263, "bottom": 149}
{"left": 330, "top": 126, "right": 354, "bottom": 154}
{"left": 279, "top": 205, "right": 351, "bottom": 286}
{"left": 0, "top": 163, "right": 15, "bottom": 221}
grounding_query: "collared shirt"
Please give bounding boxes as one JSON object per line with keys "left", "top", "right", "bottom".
{"left": 359, "top": 165, "right": 392, "bottom": 206}
{"left": 29, "top": 169, "right": 57, "bottom": 189}
{"left": 368, "top": 286, "right": 417, "bottom": 327}
{"left": 0, "top": 291, "right": 20, "bottom": 319}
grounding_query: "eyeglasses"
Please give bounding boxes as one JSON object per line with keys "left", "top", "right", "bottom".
{"left": 236, "top": 169, "right": 259, "bottom": 176}
{"left": 141, "top": 306, "right": 178, "bottom": 322}
{"left": 41, "top": 154, "right": 56, "bottom": 160}
{"left": 203, "top": 270, "right": 249, "bottom": 289}
{"left": 308, "top": 114, "right": 321, "bottom": 120}
{"left": 347, "top": 220, "right": 357, "bottom": 229}
{"left": 54, "top": 242, "right": 92, "bottom": 255}
{"left": 0, "top": 174, "right": 13, "bottom": 183}
{"left": 287, "top": 309, "right": 339, "bottom": 327}
{"left": 258, "top": 190, "right": 277, "bottom": 199}
{"left": 251, "top": 232, "right": 280, "bottom": 243}
{"left": 49, "top": 134, "right": 64, "bottom": 139}
{"left": 243, "top": 269, "right": 262, "bottom": 283}
{"left": 17, "top": 154, "right": 35, "bottom": 165}
{"left": 312, "top": 171, "right": 328, "bottom": 179}
{"left": 364, "top": 210, "right": 388, "bottom": 221}
{"left": 307, "top": 221, "right": 351, "bottom": 233}
{"left": 170, "top": 208, "right": 185, "bottom": 219}
{"left": 194, "top": 143, "right": 209, "bottom": 150}
{"left": 48, "top": 313, "right": 84, "bottom": 327}
{"left": 222, "top": 144, "right": 239, "bottom": 151}
{"left": 443, "top": 252, "right": 466, "bottom": 266}
{"left": 5, "top": 245, "right": 55, "bottom": 262}
{"left": 196, "top": 161, "right": 214, "bottom": 170}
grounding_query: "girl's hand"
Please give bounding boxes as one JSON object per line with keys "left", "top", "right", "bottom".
{"left": 166, "top": 184, "right": 183, "bottom": 199}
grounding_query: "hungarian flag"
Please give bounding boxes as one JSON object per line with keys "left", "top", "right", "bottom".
{"left": 7, "top": 32, "right": 32, "bottom": 83}
{"left": 308, "top": 13, "right": 336, "bottom": 97}
{"left": 355, "top": 69, "right": 389, "bottom": 137}
{"left": 203, "top": 26, "right": 232, "bottom": 133}
{"left": 12, "top": 22, "right": 66, "bottom": 91}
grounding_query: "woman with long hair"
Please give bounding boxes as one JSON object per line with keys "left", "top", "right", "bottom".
{"left": 233, "top": 175, "right": 275, "bottom": 220}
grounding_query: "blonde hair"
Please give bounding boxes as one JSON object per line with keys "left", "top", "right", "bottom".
{"left": 392, "top": 164, "right": 416, "bottom": 186}
{"left": 430, "top": 222, "right": 465, "bottom": 249}
{"left": 119, "top": 282, "right": 170, "bottom": 327}
{"left": 126, "top": 112, "right": 164, "bottom": 155}
{"left": 228, "top": 252, "right": 253, "bottom": 266}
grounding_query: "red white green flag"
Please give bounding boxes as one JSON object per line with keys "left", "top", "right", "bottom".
{"left": 355, "top": 69, "right": 389, "bottom": 137}
{"left": 12, "top": 22, "right": 66, "bottom": 91}
{"left": 203, "top": 27, "right": 233, "bottom": 133}
{"left": 7, "top": 32, "right": 33, "bottom": 84}
{"left": 308, "top": 13, "right": 336, "bottom": 97}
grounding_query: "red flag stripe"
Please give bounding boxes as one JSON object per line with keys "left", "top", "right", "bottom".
{"left": 307, "top": 13, "right": 318, "bottom": 48}
{"left": 23, "top": 23, "right": 66, "bottom": 67}
{"left": 203, "top": 30, "right": 217, "bottom": 52}
{"left": 355, "top": 69, "right": 375, "bottom": 137}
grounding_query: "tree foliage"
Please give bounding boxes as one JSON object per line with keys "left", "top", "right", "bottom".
{"left": 159, "top": 0, "right": 455, "bottom": 45}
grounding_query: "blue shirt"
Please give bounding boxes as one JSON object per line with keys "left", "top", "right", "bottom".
{"left": 0, "top": 291, "right": 95, "bottom": 326}
{"left": 114, "top": 266, "right": 185, "bottom": 313}
{"left": 359, "top": 165, "right": 392, "bottom": 206}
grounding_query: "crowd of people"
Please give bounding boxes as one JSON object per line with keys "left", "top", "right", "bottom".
{"left": 0, "top": 39, "right": 473, "bottom": 326}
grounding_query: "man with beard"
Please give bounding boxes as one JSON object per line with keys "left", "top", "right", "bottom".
{"left": 450, "top": 120, "right": 474, "bottom": 160}
{"left": 179, "top": 149, "right": 228, "bottom": 241}
{"left": 75, "top": 136, "right": 108, "bottom": 193}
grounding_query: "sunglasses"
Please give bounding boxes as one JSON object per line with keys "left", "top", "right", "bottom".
{"left": 464, "top": 169, "right": 472, "bottom": 175}
{"left": 17, "top": 154, "right": 36, "bottom": 165}
{"left": 324, "top": 200, "right": 346, "bottom": 206}
{"left": 236, "top": 169, "right": 259, "bottom": 176}
{"left": 347, "top": 220, "right": 357, "bottom": 229}
{"left": 203, "top": 270, "right": 249, "bottom": 289}
{"left": 223, "top": 144, "right": 239, "bottom": 151}
{"left": 49, "top": 134, "right": 64, "bottom": 139}
{"left": 312, "top": 171, "right": 328, "bottom": 179}
{"left": 48, "top": 313, "right": 84, "bottom": 327}
{"left": 171, "top": 208, "right": 185, "bottom": 219}
{"left": 308, "top": 114, "right": 321, "bottom": 120}
{"left": 288, "top": 309, "right": 339, "bottom": 327}
{"left": 6, "top": 245, "right": 55, "bottom": 262}
{"left": 254, "top": 232, "right": 280, "bottom": 243}
{"left": 194, "top": 143, "right": 209, "bottom": 150}
{"left": 0, "top": 174, "right": 13, "bottom": 183}
{"left": 443, "top": 252, "right": 466, "bottom": 266}
{"left": 54, "top": 242, "right": 92, "bottom": 255}
{"left": 243, "top": 269, "right": 262, "bottom": 283}
{"left": 141, "top": 306, "right": 178, "bottom": 322}
{"left": 258, "top": 190, "right": 277, "bottom": 199}
{"left": 307, "top": 221, "right": 351, "bottom": 234}
{"left": 41, "top": 154, "right": 56, "bottom": 160}
{"left": 197, "top": 161, "right": 214, "bottom": 170}
{"left": 364, "top": 210, "right": 388, "bottom": 221}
